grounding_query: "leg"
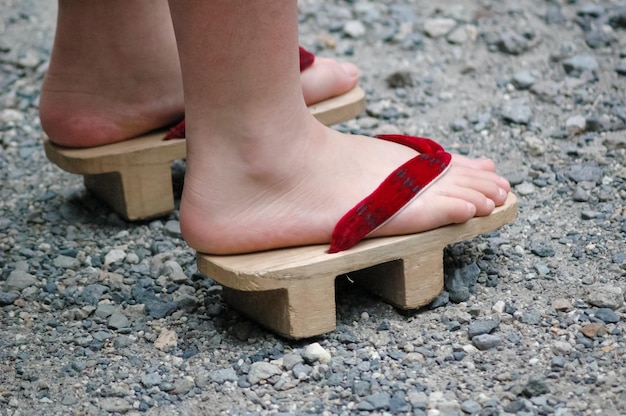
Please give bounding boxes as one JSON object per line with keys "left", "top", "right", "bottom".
{"left": 40, "top": 0, "right": 184, "bottom": 148}
{"left": 169, "top": 0, "right": 511, "bottom": 255}
{"left": 40, "top": 0, "right": 360, "bottom": 148}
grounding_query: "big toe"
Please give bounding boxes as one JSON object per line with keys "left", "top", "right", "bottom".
{"left": 301, "top": 58, "right": 360, "bottom": 105}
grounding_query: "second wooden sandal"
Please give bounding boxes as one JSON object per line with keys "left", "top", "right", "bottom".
{"left": 42, "top": 47, "right": 366, "bottom": 221}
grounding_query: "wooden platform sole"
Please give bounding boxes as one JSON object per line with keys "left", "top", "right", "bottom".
{"left": 43, "top": 87, "right": 366, "bottom": 221}
{"left": 197, "top": 193, "right": 518, "bottom": 339}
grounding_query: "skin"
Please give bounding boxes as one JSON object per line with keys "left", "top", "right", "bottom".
{"left": 39, "top": 0, "right": 359, "bottom": 148}
{"left": 40, "top": 0, "right": 510, "bottom": 255}
{"left": 169, "top": 0, "right": 510, "bottom": 254}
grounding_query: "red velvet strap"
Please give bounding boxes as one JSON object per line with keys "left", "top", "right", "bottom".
{"left": 299, "top": 46, "right": 315, "bottom": 72}
{"left": 165, "top": 47, "right": 317, "bottom": 140}
{"left": 165, "top": 120, "right": 185, "bottom": 140}
{"left": 328, "top": 135, "right": 451, "bottom": 253}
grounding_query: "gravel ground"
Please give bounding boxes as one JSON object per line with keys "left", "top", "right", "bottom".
{"left": 1, "top": 0, "right": 626, "bottom": 415}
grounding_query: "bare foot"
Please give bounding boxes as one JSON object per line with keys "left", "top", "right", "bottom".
{"left": 39, "top": 3, "right": 359, "bottom": 148}
{"left": 180, "top": 119, "right": 510, "bottom": 255}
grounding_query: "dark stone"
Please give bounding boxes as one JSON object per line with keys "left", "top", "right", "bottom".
{"left": 563, "top": 55, "right": 599, "bottom": 78}
{"left": 80, "top": 284, "right": 108, "bottom": 305}
{"left": 360, "top": 392, "right": 391, "bottom": 410}
{"left": 468, "top": 318, "right": 500, "bottom": 339}
{"left": 594, "top": 308, "right": 619, "bottom": 324}
{"left": 520, "top": 311, "right": 542, "bottom": 325}
{"left": 551, "top": 356, "right": 566, "bottom": 368}
{"left": 131, "top": 286, "right": 178, "bottom": 319}
{"left": 445, "top": 263, "right": 481, "bottom": 303}
{"left": 496, "top": 31, "right": 531, "bottom": 55}
{"left": 0, "top": 291, "right": 19, "bottom": 306}
{"left": 429, "top": 291, "right": 450, "bottom": 309}
{"left": 386, "top": 71, "right": 414, "bottom": 88}
{"left": 522, "top": 375, "right": 550, "bottom": 397}
{"left": 472, "top": 334, "right": 502, "bottom": 350}
{"left": 531, "top": 244, "right": 556, "bottom": 258}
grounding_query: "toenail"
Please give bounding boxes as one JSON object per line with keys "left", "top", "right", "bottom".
{"left": 340, "top": 62, "right": 360, "bottom": 77}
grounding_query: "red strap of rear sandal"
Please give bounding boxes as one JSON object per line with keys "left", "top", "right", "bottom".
{"left": 328, "top": 134, "right": 451, "bottom": 253}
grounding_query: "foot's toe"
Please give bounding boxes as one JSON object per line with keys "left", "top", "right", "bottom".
{"left": 301, "top": 58, "right": 360, "bottom": 105}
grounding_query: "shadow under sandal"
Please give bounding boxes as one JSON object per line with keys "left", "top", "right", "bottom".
{"left": 42, "top": 47, "right": 366, "bottom": 221}
{"left": 196, "top": 134, "right": 519, "bottom": 339}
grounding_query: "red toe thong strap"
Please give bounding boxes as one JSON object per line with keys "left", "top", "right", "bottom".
{"left": 328, "top": 134, "right": 452, "bottom": 253}
{"left": 165, "top": 120, "right": 185, "bottom": 140}
{"left": 299, "top": 46, "right": 315, "bottom": 72}
{"left": 165, "top": 47, "right": 317, "bottom": 141}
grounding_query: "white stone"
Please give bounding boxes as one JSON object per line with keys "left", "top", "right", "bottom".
{"left": 104, "top": 249, "right": 127, "bottom": 266}
{"left": 154, "top": 329, "right": 177, "bottom": 351}
{"left": 423, "top": 18, "right": 457, "bottom": 38}
{"left": 566, "top": 115, "right": 586, "bottom": 135}
{"left": 304, "top": 342, "right": 331, "bottom": 364}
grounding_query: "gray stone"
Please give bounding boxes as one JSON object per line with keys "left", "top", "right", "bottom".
{"left": 104, "top": 249, "right": 126, "bottom": 266}
{"left": 92, "top": 331, "right": 113, "bottom": 342}
{"left": 573, "top": 187, "right": 590, "bottom": 202}
{"left": 0, "top": 291, "right": 19, "bottom": 305}
{"left": 247, "top": 362, "right": 282, "bottom": 385}
{"left": 497, "top": 31, "right": 531, "bottom": 55}
{"left": 141, "top": 372, "right": 162, "bottom": 388}
{"left": 5, "top": 270, "right": 37, "bottom": 292}
{"left": 516, "top": 182, "right": 535, "bottom": 196}
{"left": 94, "top": 303, "right": 118, "bottom": 318}
{"left": 113, "top": 336, "right": 133, "bottom": 348}
{"left": 302, "top": 342, "right": 331, "bottom": 364}
{"left": 472, "top": 334, "right": 502, "bottom": 350}
{"left": 423, "top": 18, "right": 457, "bottom": 38}
{"left": 522, "top": 375, "right": 550, "bottom": 397}
{"left": 551, "top": 356, "right": 567, "bottom": 368}
{"left": 520, "top": 311, "right": 542, "bottom": 325}
{"left": 107, "top": 312, "right": 130, "bottom": 330}
{"left": 53, "top": 255, "right": 81, "bottom": 270}
{"left": 131, "top": 286, "right": 178, "bottom": 319}
{"left": 563, "top": 55, "right": 599, "bottom": 77}
{"left": 80, "top": 284, "right": 108, "bottom": 305}
{"left": 445, "top": 263, "right": 480, "bottom": 303}
{"left": 100, "top": 398, "right": 133, "bottom": 413}
{"left": 567, "top": 164, "right": 603, "bottom": 184}
{"left": 210, "top": 368, "right": 238, "bottom": 383}
{"left": 577, "top": 4, "right": 605, "bottom": 18}
{"left": 586, "top": 29, "right": 615, "bottom": 49}
{"left": 461, "top": 400, "right": 482, "bottom": 414}
{"left": 282, "top": 353, "right": 304, "bottom": 370}
{"left": 343, "top": 20, "right": 366, "bottom": 38}
{"left": 292, "top": 363, "right": 313, "bottom": 379}
{"left": 593, "top": 308, "right": 620, "bottom": 324}
{"left": 512, "top": 70, "right": 536, "bottom": 89}
{"left": 171, "top": 377, "right": 195, "bottom": 395}
{"left": 359, "top": 392, "right": 391, "bottom": 411}
{"left": 530, "top": 80, "right": 561, "bottom": 102}
{"left": 446, "top": 25, "right": 469, "bottom": 44}
{"left": 501, "top": 100, "right": 532, "bottom": 124}
{"left": 468, "top": 317, "right": 500, "bottom": 339}
{"left": 581, "top": 210, "right": 602, "bottom": 220}
{"left": 164, "top": 220, "right": 182, "bottom": 238}
{"left": 587, "top": 286, "right": 624, "bottom": 309}
{"left": 531, "top": 243, "right": 555, "bottom": 258}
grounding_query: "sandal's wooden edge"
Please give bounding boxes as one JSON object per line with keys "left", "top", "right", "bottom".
{"left": 43, "top": 131, "right": 186, "bottom": 174}
{"left": 310, "top": 86, "right": 366, "bottom": 126}
{"left": 197, "top": 193, "right": 518, "bottom": 288}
